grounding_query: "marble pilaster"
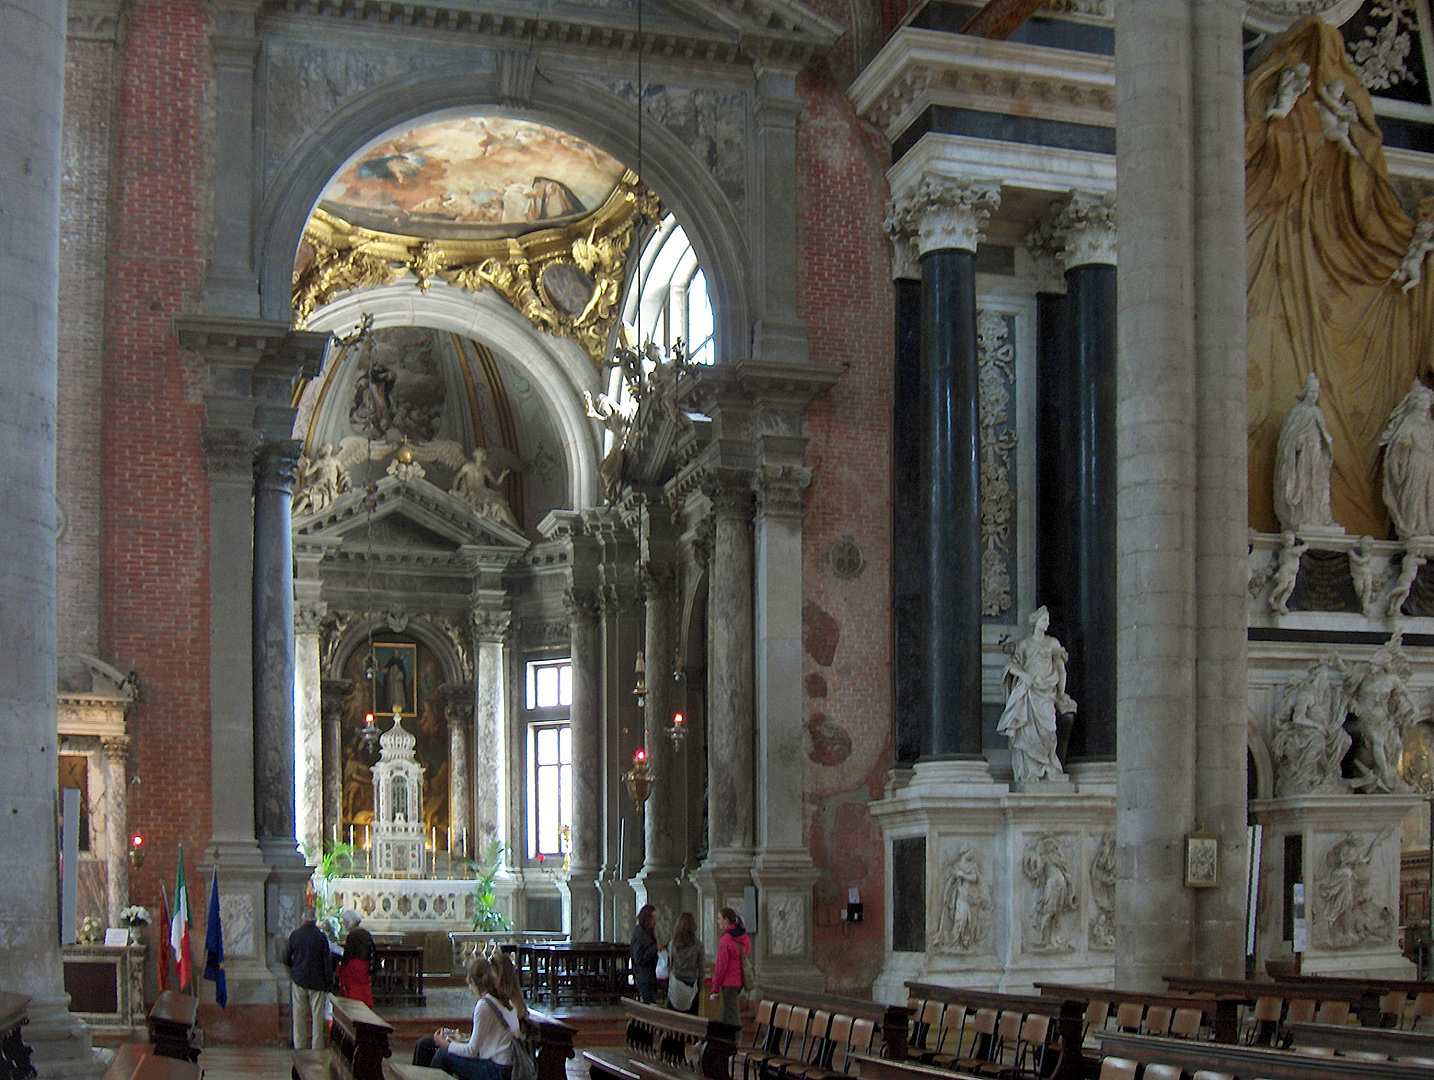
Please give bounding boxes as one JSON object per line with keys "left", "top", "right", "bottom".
{"left": 632, "top": 565, "right": 684, "bottom": 925}
{"left": 294, "top": 604, "right": 325, "bottom": 861}
{"left": 99, "top": 737, "right": 131, "bottom": 927}
{"left": 563, "top": 588, "right": 604, "bottom": 940}
{"left": 320, "top": 679, "right": 348, "bottom": 849}
{"left": 444, "top": 682, "right": 476, "bottom": 859}
{"left": 472, "top": 609, "right": 510, "bottom": 856}
{"left": 205, "top": 2, "right": 262, "bottom": 315}
{"left": 750, "top": 66, "right": 811, "bottom": 363}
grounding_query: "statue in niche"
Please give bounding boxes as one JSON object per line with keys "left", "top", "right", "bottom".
{"left": 1393, "top": 221, "right": 1434, "bottom": 292}
{"left": 293, "top": 442, "right": 350, "bottom": 516}
{"left": 997, "top": 606, "right": 1075, "bottom": 785}
{"left": 1274, "top": 373, "right": 1337, "bottom": 532}
{"left": 1315, "top": 79, "right": 1362, "bottom": 156}
{"left": 1348, "top": 536, "right": 1377, "bottom": 616}
{"left": 1346, "top": 633, "right": 1421, "bottom": 793}
{"left": 1315, "top": 833, "right": 1394, "bottom": 948}
{"left": 1023, "top": 834, "right": 1077, "bottom": 952}
{"left": 1264, "top": 61, "right": 1311, "bottom": 120}
{"left": 450, "top": 447, "right": 520, "bottom": 531}
{"left": 1269, "top": 531, "right": 1309, "bottom": 613}
{"left": 933, "top": 845, "right": 992, "bottom": 953}
{"left": 1271, "top": 657, "right": 1351, "bottom": 796}
{"left": 1379, "top": 380, "right": 1434, "bottom": 539}
{"left": 1387, "top": 550, "right": 1426, "bottom": 617}
{"left": 1088, "top": 834, "right": 1116, "bottom": 949}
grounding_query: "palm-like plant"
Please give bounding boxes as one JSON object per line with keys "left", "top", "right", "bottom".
{"left": 468, "top": 840, "right": 512, "bottom": 932}
{"left": 302, "top": 840, "right": 356, "bottom": 939}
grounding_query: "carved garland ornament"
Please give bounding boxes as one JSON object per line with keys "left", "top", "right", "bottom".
{"left": 978, "top": 310, "right": 1017, "bottom": 618}
{"left": 1347, "top": 0, "right": 1420, "bottom": 92}
{"left": 293, "top": 172, "right": 661, "bottom": 368}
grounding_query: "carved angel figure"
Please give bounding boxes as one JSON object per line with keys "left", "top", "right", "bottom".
{"left": 1271, "top": 658, "right": 1351, "bottom": 797}
{"left": 996, "top": 606, "right": 1075, "bottom": 785}
{"left": 1346, "top": 633, "right": 1420, "bottom": 793}
{"left": 1269, "top": 531, "right": 1308, "bottom": 614}
{"left": 1348, "top": 536, "right": 1377, "bottom": 616}
{"left": 1379, "top": 380, "right": 1434, "bottom": 539}
{"left": 292, "top": 442, "right": 351, "bottom": 516}
{"left": 1315, "top": 79, "right": 1361, "bottom": 156}
{"left": 1088, "top": 835, "right": 1116, "bottom": 949}
{"left": 1387, "top": 550, "right": 1426, "bottom": 617}
{"left": 1316, "top": 834, "right": 1394, "bottom": 949}
{"left": 1023, "top": 834, "right": 1077, "bottom": 951}
{"left": 1274, "top": 372, "right": 1336, "bottom": 532}
{"left": 933, "top": 846, "right": 992, "bottom": 953}
{"left": 450, "top": 447, "right": 520, "bottom": 531}
{"left": 1393, "top": 221, "right": 1434, "bottom": 293}
{"left": 1264, "top": 61, "right": 1311, "bottom": 120}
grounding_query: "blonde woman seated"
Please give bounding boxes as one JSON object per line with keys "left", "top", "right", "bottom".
{"left": 414, "top": 956, "right": 519, "bottom": 1080}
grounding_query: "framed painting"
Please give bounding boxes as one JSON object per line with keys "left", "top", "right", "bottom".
{"left": 372, "top": 642, "right": 418, "bottom": 716}
{"left": 1185, "top": 832, "right": 1220, "bottom": 889}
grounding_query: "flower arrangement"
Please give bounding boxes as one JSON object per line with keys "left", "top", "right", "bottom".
{"left": 119, "top": 905, "right": 151, "bottom": 926}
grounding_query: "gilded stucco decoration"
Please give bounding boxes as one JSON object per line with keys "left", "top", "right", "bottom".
{"left": 1247, "top": 19, "right": 1434, "bottom": 539}
{"left": 294, "top": 169, "right": 660, "bottom": 367}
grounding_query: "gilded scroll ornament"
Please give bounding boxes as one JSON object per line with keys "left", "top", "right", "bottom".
{"left": 293, "top": 172, "right": 660, "bottom": 368}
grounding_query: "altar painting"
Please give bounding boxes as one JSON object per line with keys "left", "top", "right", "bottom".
{"left": 341, "top": 638, "right": 450, "bottom": 834}
{"left": 319, "top": 117, "right": 626, "bottom": 240}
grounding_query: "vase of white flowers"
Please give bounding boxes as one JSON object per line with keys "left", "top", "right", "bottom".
{"left": 119, "top": 905, "right": 151, "bottom": 928}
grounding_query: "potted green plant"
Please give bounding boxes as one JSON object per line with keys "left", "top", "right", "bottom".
{"left": 468, "top": 840, "right": 511, "bottom": 932}
{"left": 303, "top": 839, "right": 356, "bottom": 941}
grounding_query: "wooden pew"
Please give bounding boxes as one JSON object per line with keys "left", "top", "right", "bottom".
{"left": 585, "top": 999, "right": 741, "bottom": 1080}
{"left": 1277, "top": 973, "right": 1434, "bottom": 1027}
{"left": 145, "top": 991, "right": 199, "bottom": 1063}
{"left": 384, "top": 1006, "right": 576, "bottom": 1080}
{"left": 0, "top": 992, "right": 35, "bottom": 1080}
{"left": 1283, "top": 1019, "right": 1434, "bottom": 1062}
{"left": 292, "top": 996, "right": 393, "bottom": 1080}
{"left": 904, "top": 981, "right": 1082, "bottom": 1080}
{"left": 1035, "top": 981, "right": 1233, "bottom": 1043}
{"left": 767, "top": 986, "right": 911, "bottom": 1062}
{"left": 1097, "top": 1030, "right": 1434, "bottom": 1079}
{"left": 1162, "top": 974, "right": 1370, "bottom": 1043}
{"left": 101, "top": 1044, "right": 200, "bottom": 1080}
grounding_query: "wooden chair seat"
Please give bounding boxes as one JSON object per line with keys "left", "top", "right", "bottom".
{"left": 1169, "top": 1007, "right": 1204, "bottom": 1040}
{"left": 1096, "top": 1058, "right": 1136, "bottom": 1080}
{"left": 929, "top": 1008, "right": 998, "bottom": 1071}
{"left": 1140, "top": 1066, "right": 1181, "bottom": 1080}
{"left": 1112, "top": 1004, "right": 1143, "bottom": 1034}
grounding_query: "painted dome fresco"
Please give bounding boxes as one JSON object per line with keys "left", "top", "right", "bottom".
{"left": 319, "top": 117, "right": 627, "bottom": 240}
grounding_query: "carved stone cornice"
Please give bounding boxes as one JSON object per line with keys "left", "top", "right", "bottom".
{"left": 471, "top": 608, "right": 513, "bottom": 645}
{"left": 1050, "top": 190, "right": 1117, "bottom": 269}
{"left": 885, "top": 175, "right": 1001, "bottom": 257}
{"left": 200, "top": 425, "right": 262, "bottom": 481}
{"left": 755, "top": 465, "right": 813, "bottom": 520}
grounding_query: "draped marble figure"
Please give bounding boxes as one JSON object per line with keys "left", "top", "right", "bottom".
{"left": 1379, "top": 380, "right": 1434, "bottom": 539}
{"left": 1273, "top": 372, "right": 1336, "bottom": 531}
{"left": 997, "top": 607, "right": 1074, "bottom": 784}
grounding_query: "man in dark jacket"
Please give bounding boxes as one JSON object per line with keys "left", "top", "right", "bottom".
{"left": 630, "top": 904, "right": 659, "bottom": 1004}
{"left": 283, "top": 909, "right": 333, "bottom": 1049}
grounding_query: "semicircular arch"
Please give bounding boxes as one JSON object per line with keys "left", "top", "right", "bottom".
{"left": 328, "top": 614, "right": 468, "bottom": 687}
{"left": 257, "top": 64, "right": 750, "bottom": 367}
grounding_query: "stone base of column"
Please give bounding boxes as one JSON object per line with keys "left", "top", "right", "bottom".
{"left": 871, "top": 772, "right": 1115, "bottom": 994}
{"left": 693, "top": 850, "right": 755, "bottom": 955}
{"left": 23, "top": 993, "right": 104, "bottom": 1080}
{"left": 202, "top": 843, "right": 283, "bottom": 1010}
{"left": 599, "top": 874, "right": 637, "bottom": 942}
{"left": 261, "top": 841, "right": 313, "bottom": 991}
{"left": 631, "top": 865, "right": 687, "bottom": 941}
{"left": 560, "top": 872, "right": 603, "bottom": 941}
{"left": 908, "top": 758, "right": 1009, "bottom": 797}
{"left": 1250, "top": 794, "right": 1420, "bottom": 980}
{"left": 752, "top": 848, "right": 823, "bottom": 991}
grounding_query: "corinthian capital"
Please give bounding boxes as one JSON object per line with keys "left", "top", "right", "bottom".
{"left": 200, "top": 425, "right": 261, "bottom": 481}
{"left": 886, "top": 175, "right": 1001, "bottom": 257}
{"left": 755, "top": 465, "right": 813, "bottom": 520}
{"left": 1050, "top": 190, "right": 1117, "bottom": 269}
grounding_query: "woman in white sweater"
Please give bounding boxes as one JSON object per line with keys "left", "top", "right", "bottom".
{"left": 414, "top": 956, "right": 519, "bottom": 1080}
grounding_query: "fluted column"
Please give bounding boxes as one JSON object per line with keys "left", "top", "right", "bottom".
{"left": 887, "top": 176, "right": 1001, "bottom": 760}
{"left": 294, "top": 604, "right": 325, "bottom": 861}
{"left": 472, "top": 609, "right": 510, "bottom": 856}
{"left": 320, "top": 679, "right": 348, "bottom": 848}
{"left": 564, "top": 589, "right": 603, "bottom": 940}
{"left": 254, "top": 439, "right": 302, "bottom": 861}
{"left": 100, "top": 736, "right": 131, "bottom": 927}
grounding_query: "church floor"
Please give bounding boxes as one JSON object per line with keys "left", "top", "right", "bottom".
{"left": 197, "top": 1043, "right": 596, "bottom": 1080}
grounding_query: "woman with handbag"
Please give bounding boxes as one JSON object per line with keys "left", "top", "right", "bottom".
{"left": 708, "top": 907, "right": 751, "bottom": 1027}
{"left": 665, "top": 912, "right": 703, "bottom": 1014}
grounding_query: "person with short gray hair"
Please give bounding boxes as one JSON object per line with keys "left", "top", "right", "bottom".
{"left": 336, "top": 908, "right": 376, "bottom": 1007}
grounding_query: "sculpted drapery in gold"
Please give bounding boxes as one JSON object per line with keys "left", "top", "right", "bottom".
{"left": 1247, "top": 19, "right": 1434, "bottom": 538}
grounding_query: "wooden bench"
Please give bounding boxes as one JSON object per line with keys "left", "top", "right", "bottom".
{"left": 101, "top": 1044, "right": 200, "bottom": 1080}
{"left": 381, "top": 1006, "right": 576, "bottom": 1080}
{"left": 1276, "top": 973, "right": 1434, "bottom": 1028}
{"left": 1283, "top": 1019, "right": 1434, "bottom": 1063}
{"left": 145, "top": 991, "right": 199, "bottom": 1063}
{"left": 1035, "top": 981, "right": 1233, "bottom": 1044}
{"left": 0, "top": 992, "right": 35, "bottom": 1080}
{"left": 904, "top": 981, "right": 1083, "bottom": 1080}
{"left": 292, "top": 996, "right": 394, "bottom": 1080}
{"left": 1097, "top": 1029, "right": 1434, "bottom": 1079}
{"left": 585, "top": 999, "right": 740, "bottom": 1080}
{"left": 1162, "top": 975, "right": 1371, "bottom": 1045}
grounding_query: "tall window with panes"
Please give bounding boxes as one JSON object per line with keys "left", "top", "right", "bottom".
{"left": 525, "top": 659, "right": 573, "bottom": 860}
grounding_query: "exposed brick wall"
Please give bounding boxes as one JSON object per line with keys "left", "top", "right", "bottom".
{"left": 58, "top": 36, "right": 117, "bottom": 661}
{"left": 795, "top": 59, "right": 895, "bottom": 993}
{"left": 98, "top": 0, "right": 214, "bottom": 914}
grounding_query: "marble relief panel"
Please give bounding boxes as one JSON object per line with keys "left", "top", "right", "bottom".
{"left": 977, "top": 309, "right": 1017, "bottom": 621}
{"left": 1016, "top": 831, "right": 1081, "bottom": 955}
{"left": 930, "top": 839, "right": 995, "bottom": 955}
{"left": 220, "top": 892, "right": 256, "bottom": 958}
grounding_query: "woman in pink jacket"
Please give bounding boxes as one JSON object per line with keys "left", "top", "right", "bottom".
{"left": 708, "top": 907, "right": 750, "bottom": 1026}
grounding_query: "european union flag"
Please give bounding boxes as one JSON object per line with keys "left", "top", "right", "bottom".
{"left": 203, "top": 866, "right": 226, "bottom": 1009}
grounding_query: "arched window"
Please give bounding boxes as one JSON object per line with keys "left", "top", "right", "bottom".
{"left": 623, "top": 215, "right": 715, "bottom": 366}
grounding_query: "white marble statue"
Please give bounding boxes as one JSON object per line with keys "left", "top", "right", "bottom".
{"left": 1264, "top": 62, "right": 1311, "bottom": 120}
{"left": 1393, "top": 222, "right": 1434, "bottom": 293}
{"left": 933, "top": 845, "right": 992, "bottom": 953}
{"left": 1271, "top": 658, "right": 1351, "bottom": 797}
{"left": 1269, "top": 531, "right": 1309, "bottom": 614}
{"left": 1088, "top": 834, "right": 1116, "bottom": 949}
{"left": 1387, "top": 550, "right": 1426, "bottom": 617}
{"left": 1348, "top": 536, "right": 1377, "bottom": 616}
{"left": 1315, "top": 79, "right": 1360, "bottom": 156}
{"left": 1346, "top": 633, "right": 1420, "bottom": 793}
{"left": 1022, "top": 834, "right": 1077, "bottom": 952}
{"left": 1274, "top": 372, "right": 1337, "bottom": 532}
{"left": 1316, "top": 833, "right": 1394, "bottom": 949}
{"left": 292, "top": 442, "right": 350, "bottom": 516}
{"left": 996, "top": 606, "right": 1075, "bottom": 784}
{"left": 450, "top": 447, "right": 520, "bottom": 531}
{"left": 1379, "top": 380, "right": 1434, "bottom": 539}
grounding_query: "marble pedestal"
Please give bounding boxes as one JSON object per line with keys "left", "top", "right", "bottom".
{"left": 871, "top": 760, "right": 1116, "bottom": 1001}
{"left": 1250, "top": 794, "right": 1419, "bottom": 979}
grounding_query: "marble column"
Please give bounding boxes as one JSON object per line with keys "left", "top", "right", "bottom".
{"left": 889, "top": 176, "right": 1001, "bottom": 760}
{"left": 444, "top": 684, "right": 475, "bottom": 861}
{"left": 563, "top": 589, "right": 604, "bottom": 940}
{"left": 320, "top": 679, "right": 348, "bottom": 849}
{"left": 1051, "top": 193, "right": 1118, "bottom": 760}
{"left": 100, "top": 736, "right": 131, "bottom": 927}
{"left": 473, "top": 609, "right": 511, "bottom": 857}
{"left": 0, "top": 1, "right": 100, "bottom": 1069}
{"left": 892, "top": 265, "right": 924, "bottom": 766}
{"left": 633, "top": 567, "right": 683, "bottom": 920}
{"left": 294, "top": 605, "right": 325, "bottom": 861}
{"left": 1114, "top": 0, "right": 1249, "bottom": 985}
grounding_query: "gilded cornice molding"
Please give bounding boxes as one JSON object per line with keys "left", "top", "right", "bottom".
{"left": 848, "top": 28, "right": 1115, "bottom": 144}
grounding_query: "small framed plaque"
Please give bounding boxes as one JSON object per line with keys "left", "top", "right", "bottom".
{"left": 103, "top": 928, "right": 131, "bottom": 947}
{"left": 1185, "top": 832, "right": 1220, "bottom": 889}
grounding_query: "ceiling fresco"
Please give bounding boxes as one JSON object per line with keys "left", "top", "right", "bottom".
{"left": 319, "top": 117, "right": 627, "bottom": 240}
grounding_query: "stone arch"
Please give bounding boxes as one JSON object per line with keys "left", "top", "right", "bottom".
{"left": 304, "top": 286, "right": 602, "bottom": 511}
{"left": 326, "top": 613, "right": 468, "bottom": 687}
{"left": 255, "top": 64, "right": 751, "bottom": 366}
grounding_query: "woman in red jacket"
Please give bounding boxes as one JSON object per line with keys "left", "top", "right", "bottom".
{"left": 708, "top": 907, "right": 750, "bottom": 1026}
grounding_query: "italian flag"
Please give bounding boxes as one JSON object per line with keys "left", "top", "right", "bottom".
{"left": 171, "top": 848, "right": 193, "bottom": 991}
